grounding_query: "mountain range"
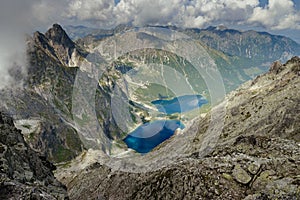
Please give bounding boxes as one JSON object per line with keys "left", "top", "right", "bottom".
{"left": 2, "top": 23, "right": 300, "bottom": 161}
{"left": 0, "top": 24, "right": 299, "bottom": 199}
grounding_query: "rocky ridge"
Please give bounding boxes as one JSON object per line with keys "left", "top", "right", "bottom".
{"left": 33, "top": 24, "right": 86, "bottom": 67}
{"left": 67, "top": 24, "right": 300, "bottom": 67}
{"left": 184, "top": 26, "right": 300, "bottom": 63}
{"left": 0, "top": 24, "right": 85, "bottom": 163}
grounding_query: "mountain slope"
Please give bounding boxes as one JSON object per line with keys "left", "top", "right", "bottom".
{"left": 184, "top": 26, "right": 300, "bottom": 64}
{"left": 58, "top": 57, "right": 300, "bottom": 200}
{"left": 33, "top": 24, "right": 87, "bottom": 67}
{"left": 1, "top": 24, "right": 124, "bottom": 161}
{"left": 0, "top": 24, "right": 86, "bottom": 163}
{"left": 67, "top": 25, "right": 300, "bottom": 92}
{"left": 0, "top": 23, "right": 299, "bottom": 199}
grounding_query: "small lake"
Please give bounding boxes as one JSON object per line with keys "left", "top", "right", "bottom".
{"left": 123, "top": 120, "right": 185, "bottom": 153}
{"left": 123, "top": 95, "right": 208, "bottom": 153}
{"left": 151, "top": 94, "right": 208, "bottom": 114}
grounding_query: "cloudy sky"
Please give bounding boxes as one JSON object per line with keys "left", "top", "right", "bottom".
{"left": 66, "top": 0, "right": 300, "bottom": 41}
{"left": 64, "top": 0, "right": 300, "bottom": 38}
{"left": 0, "top": 0, "right": 300, "bottom": 88}
{"left": 2, "top": 0, "right": 298, "bottom": 38}
{"left": 65, "top": 0, "right": 300, "bottom": 28}
{"left": 1, "top": 0, "right": 300, "bottom": 41}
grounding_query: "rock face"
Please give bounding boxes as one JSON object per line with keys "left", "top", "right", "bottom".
{"left": 0, "top": 24, "right": 86, "bottom": 163}
{"left": 58, "top": 57, "right": 300, "bottom": 199}
{"left": 33, "top": 24, "right": 85, "bottom": 67}
{"left": 0, "top": 112, "right": 68, "bottom": 199}
{"left": 0, "top": 87, "right": 84, "bottom": 163}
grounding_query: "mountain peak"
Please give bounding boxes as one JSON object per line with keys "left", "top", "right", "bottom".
{"left": 205, "top": 25, "right": 228, "bottom": 31}
{"left": 46, "top": 24, "right": 66, "bottom": 36}
{"left": 31, "top": 23, "right": 84, "bottom": 67}
{"left": 45, "top": 24, "right": 75, "bottom": 49}
{"left": 216, "top": 24, "right": 228, "bottom": 31}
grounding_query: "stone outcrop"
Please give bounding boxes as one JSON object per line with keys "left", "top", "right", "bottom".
{"left": 33, "top": 24, "right": 85, "bottom": 67}
{"left": 0, "top": 112, "right": 68, "bottom": 199}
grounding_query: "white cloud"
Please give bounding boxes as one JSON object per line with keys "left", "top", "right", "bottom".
{"left": 0, "top": 0, "right": 36, "bottom": 89}
{"left": 64, "top": 0, "right": 300, "bottom": 30}
{"left": 68, "top": 0, "right": 115, "bottom": 21}
{"left": 66, "top": 0, "right": 264, "bottom": 28}
{"left": 0, "top": 0, "right": 67, "bottom": 89}
{"left": 248, "top": 0, "right": 300, "bottom": 30}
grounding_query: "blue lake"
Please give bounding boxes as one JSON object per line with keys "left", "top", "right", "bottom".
{"left": 124, "top": 120, "right": 184, "bottom": 153}
{"left": 151, "top": 94, "right": 208, "bottom": 114}
{"left": 123, "top": 95, "right": 208, "bottom": 153}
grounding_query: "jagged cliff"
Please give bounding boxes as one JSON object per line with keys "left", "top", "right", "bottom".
{"left": 33, "top": 24, "right": 86, "bottom": 67}
{"left": 57, "top": 57, "right": 300, "bottom": 200}
{"left": 0, "top": 24, "right": 85, "bottom": 163}
{"left": 0, "top": 112, "right": 68, "bottom": 199}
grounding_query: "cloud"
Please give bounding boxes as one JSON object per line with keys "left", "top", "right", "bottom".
{"left": 66, "top": 0, "right": 261, "bottom": 28}
{"left": 248, "top": 0, "right": 300, "bottom": 30}
{"left": 0, "top": 0, "right": 35, "bottom": 88}
{"left": 64, "top": 0, "right": 300, "bottom": 31}
{"left": 0, "top": 0, "right": 68, "bottom": 89}
{"left": 67, "top": 0, "right": 115, "bottom": 26}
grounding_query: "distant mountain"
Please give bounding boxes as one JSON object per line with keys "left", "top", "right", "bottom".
{"left": 64, "top": 25, "right": 98, "bottom": 40}
{"left": 66, "top": 24, "right": 300, "bottom": 91}
{"left": 65, "top": 24, "right": 133, "bottom": 41}
{"left": 66, "top": 24, "right": 300, "bottom": 65}
{"left": 184, "top": 26, "right": 300, "bottom": 64}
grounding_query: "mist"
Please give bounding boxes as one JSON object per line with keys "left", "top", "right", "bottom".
{"left": 0, "top": 0, "right": 67, "bottom": 89}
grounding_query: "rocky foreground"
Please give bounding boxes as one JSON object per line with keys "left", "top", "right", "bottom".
{"left": 0, "top": 112, "right": 68, "bottom": 199}
{"left": 58, "top": 57, "right": 300, "bottom": 199}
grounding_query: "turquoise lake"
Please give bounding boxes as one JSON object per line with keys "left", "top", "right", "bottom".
{"left": 123, "top": 94, "right": 208, "bottom": 153}
{"left": 151, "top": 94, "right": 208, "bottom": 114}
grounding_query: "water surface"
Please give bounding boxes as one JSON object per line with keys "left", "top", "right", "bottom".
{"left": 124, "top": 94, "right": 207, "bottom": 153}
{"left": 124, "top": 120, "right": 184, "bottom": 153}
{"left": 151, "top": 94, "right": 208, "bottom": 114}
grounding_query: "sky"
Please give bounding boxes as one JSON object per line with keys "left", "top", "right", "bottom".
{"left": 1, "top": 0, "right": 300, "bottom": 41}
{"left": 2, "top": 0, "right": 298, "bottom": 37}
{"left": 0, "top": 0, "right": 300, "bottom": 88}
{"left": 66, "top": 0, "right": 300, "bottom": 31}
